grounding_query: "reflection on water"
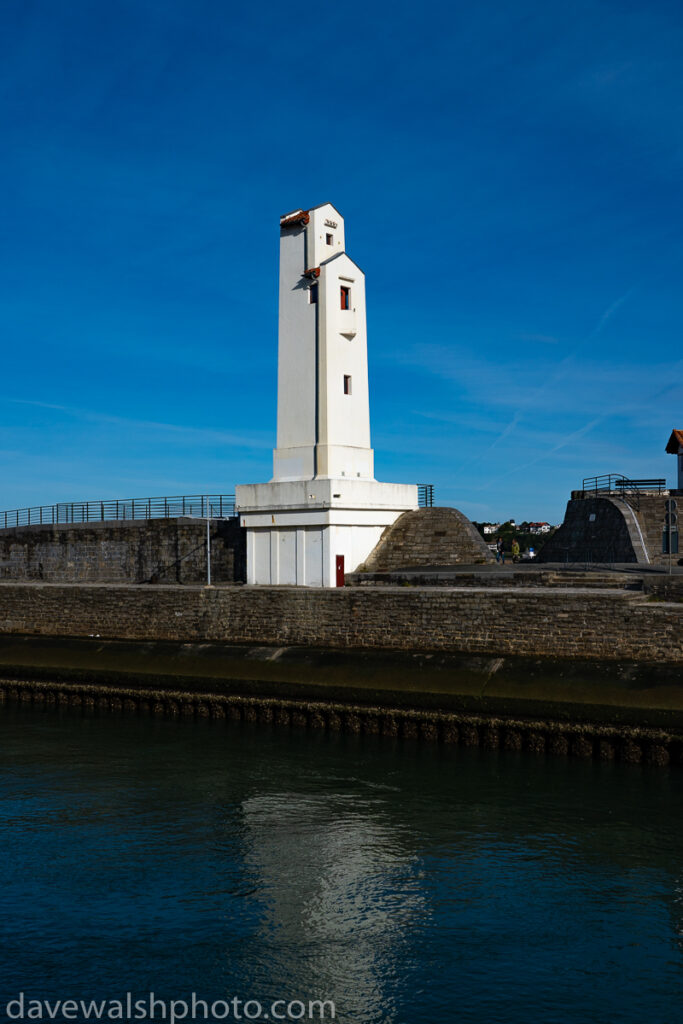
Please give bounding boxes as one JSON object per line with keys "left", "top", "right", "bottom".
{"left": 242, "top": 791, "right": 426, "bottom": 1021}
{"left": 0, "top": 704, "right": 682, "bottom": 1023}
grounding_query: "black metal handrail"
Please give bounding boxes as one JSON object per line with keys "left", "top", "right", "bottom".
{"left": 625, "top": 479, "right": 667, "bottom": 493}
{"left": 582, "top": 475, "right": 666, "bottom": 495}
{"left": 0, "top": 494, "right": 236, "bottom": 530}
{"left": 418, "top": 484, "right": 435, "bottom": 508}
{"left": 582, "top": 474, "right": 628, "bottom": 492}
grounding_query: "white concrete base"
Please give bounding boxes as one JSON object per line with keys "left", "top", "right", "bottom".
{"left": 235, "top": 478, "right": 417, "bottom": 586}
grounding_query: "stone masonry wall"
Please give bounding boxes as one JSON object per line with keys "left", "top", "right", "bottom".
{"left": 0, "top": 583, "right": 681, "bottom": 662}
{"left": 540, "top": 493, "right": 683, "bottom": 569}
{"left": 642, "top": 576, "right": 683, "bottom": 601}
{"left": 0, "top": 519, "right": 246, "bottom": 584}
{"left": 540, "top": 494, "right": 678, "bottom": 566}
{"left": 360, "top": 507, "right": 494, "bottom": 571}
{"left": 538, "top": 498, "right": 638, "bottom": 563}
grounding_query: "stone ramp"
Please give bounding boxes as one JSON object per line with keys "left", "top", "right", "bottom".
{"left": 631, "top": 496, "right": 676, "bottom": 566}
{"left": 358, "top": 507, "right": 494, "bottom": 572}
{"left": 612, "top": 497, "right": 650, "bottom": 563}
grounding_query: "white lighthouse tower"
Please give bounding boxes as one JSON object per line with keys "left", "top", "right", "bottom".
{"left": 235, "top": 203, "right": 417, "bottom": 586}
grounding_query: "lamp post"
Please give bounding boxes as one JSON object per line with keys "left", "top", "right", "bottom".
{"left": 665, "top": 499, "right": 677, "bottom": 576}
{"left": 205, "top": 495, "right": 212, "bottom": 587}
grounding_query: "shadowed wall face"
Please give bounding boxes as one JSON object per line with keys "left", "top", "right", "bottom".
{"left": 540, "top": 495, "right": 675, "bottom": 566}
{"left": 539, "top": 498, "right": 638, "bottom": 564}
{"left": 0, "top": 519, "right": 246, "bottom": 584}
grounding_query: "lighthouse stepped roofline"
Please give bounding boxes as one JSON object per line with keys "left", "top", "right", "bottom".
{"left": 274, "top": 203, "right": 369, "bottom": 481}
{"left": 278, "top": 203, "right": 346, "bottom": 271}
{"left": 279, "top": 202, "right": 345, "bottom": 224}
{"left": 235, "top": 202, "right": 417, "bottom": 586}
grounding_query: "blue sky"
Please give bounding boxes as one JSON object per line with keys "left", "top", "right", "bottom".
{"left": 1, "top": 0, "right": 681, "bottom": 523}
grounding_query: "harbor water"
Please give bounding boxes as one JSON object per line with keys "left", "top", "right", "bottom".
{"left": 1, "top": 703, "right": 682, "bottom": 1023}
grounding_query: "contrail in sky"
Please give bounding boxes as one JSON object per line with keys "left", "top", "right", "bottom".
{"left": 474, "top": 357, "right": 683, "bottom": 491}
{"left": 452, "top": 288, "right": 634, "bottom": 475}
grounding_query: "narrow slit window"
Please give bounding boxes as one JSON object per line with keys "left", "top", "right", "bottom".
{"left": 309, "top": 283, "right": 318, "bottom": 304}
{"left": 340, "top": 286, "right": 350, "bottom": 310}
{"left": 326, "top": 233, "right": 334, "bottom": 245}
{"left": 343, "top": 375, "right": 352, "bottom": 395}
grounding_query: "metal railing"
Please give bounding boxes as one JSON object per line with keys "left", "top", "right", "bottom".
{"left": 582, "top": 475, "right": 666, "bottom": 495}
{"left": 581, "top": 474, "right": 666, "bottom": 516}
{"left": 418, "top": 484, "right": 435, "bottom": 508}
{"left": 0, "top": 494, "right": 236, "bottom": 530}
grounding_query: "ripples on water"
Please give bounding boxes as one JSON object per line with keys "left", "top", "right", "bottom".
{"left": 0, "top": 705, "right": 682, "bottom": 1023}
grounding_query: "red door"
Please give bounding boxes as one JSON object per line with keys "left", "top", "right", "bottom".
{"left": 335, "top": 555, "right": 345, "bottom": 587}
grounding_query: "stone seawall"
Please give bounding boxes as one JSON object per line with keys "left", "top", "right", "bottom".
{"left": 0, "top": 582, "right": 682, "bottom": 662}
{"left": 2, "top": 583, "right": 683, "bottom": 764}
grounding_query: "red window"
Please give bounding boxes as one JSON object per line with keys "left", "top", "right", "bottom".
{"left": 340, "top": 286, "right": 350, "bottom": 310}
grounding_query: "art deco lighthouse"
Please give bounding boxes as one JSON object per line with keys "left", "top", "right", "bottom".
{"left": 273, "top": 204, "right": 373, "bottom": 482}
{"left": 236, "top": 203, "right": 417, "bottom": 586}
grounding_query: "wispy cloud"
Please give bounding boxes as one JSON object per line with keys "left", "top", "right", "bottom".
{"left": 501, "top": 288, "right": 634, "bottom": 418}
{"left": 584, "top": 291, "right": 632, "bottom": 342}
{"left": 499, "top": 290, "right": 631, "bottom": 433}
{"left": 475, "top": 416, "right": 605, "bottom": 491}
{"left": 3, "top": 398, "right": 272, "bottom": 450}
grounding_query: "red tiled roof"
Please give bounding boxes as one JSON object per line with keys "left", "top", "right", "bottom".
{"left": 280, "top": 209, "right": 310, "bottom": 227}
{"left": 666, "top": 429, "right": 683, "bottom": 453}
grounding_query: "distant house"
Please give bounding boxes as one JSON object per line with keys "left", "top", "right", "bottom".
{"left": 482, "top": 523, "right": 500, "bottom": 535}
{"left": 528, "top": 522, "right": 552, "bottom": 535}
